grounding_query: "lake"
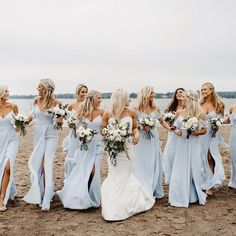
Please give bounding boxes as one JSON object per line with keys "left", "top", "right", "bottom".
{"left": 11, "top": 98, "right": 236, "bottom": 115}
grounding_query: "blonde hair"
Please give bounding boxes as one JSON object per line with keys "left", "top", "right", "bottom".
{"left": 0, "top": 85, "right": 7, "bottom": 99}
{"left": 200, "top": 82, "right": 224, "bottom": 115}
{"left": 39, "top": 78, "right": 55, "bottom": 111}
{"left": 137, "top": 85, "right": 156, "bottom": 112}
{"left": 110, "top": 89, "right": 129, "bottom": 120}
{"left": 185, "top": 90, "right": 204, "bottom": 120}
{"left": 78, "top": 90, "right": 100, "bottom": 120}
{"left": 75, "top": 84, "right": 88, "bottom": 99}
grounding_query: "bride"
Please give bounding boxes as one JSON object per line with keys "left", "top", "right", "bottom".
{"left": 100, "top": 89, "right": 155, "bottom": 221}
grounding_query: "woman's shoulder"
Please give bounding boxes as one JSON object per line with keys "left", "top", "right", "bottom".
{"left": 33, "top": 96, "right": 40, "bottom": 105}
{"left": 229, "top": 105, "right": 236, "bottom": 114}
{"left": 52, "top": 98, "right": 61, "bottom": 106}
{"left": 99, "top": 108, "right": 105, "bottom": 116}
{"left": 7, "top": 101, "right": 18, "bottom": 112}
{"left": 126, "top": 107, "right": 137, "bottom": 116}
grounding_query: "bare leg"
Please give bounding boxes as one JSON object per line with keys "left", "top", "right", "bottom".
{"left": 207, "top": 150, "right": 215, "bottom": 173}
{"left": 88, "top": 165, "right": 95, "bottom": 190}
{"left": 41, "top": 156, "right": 45, "bottom": 189}
{"left": 207, "top": 151, "right": 215, "bottom": 196}
{"left": 0, "top": 161, "right": 11, "bottom": 208}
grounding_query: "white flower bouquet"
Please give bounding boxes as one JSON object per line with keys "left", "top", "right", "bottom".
{"left": 102, "top": 118, "right": 132, "bottom": 166}
{"left": 181, "top": 117, "right": 199, "bottom": 139}
{"left": 76, "top": 125, "right": 97, "bottom": 150}
{"left": 209, "top": 117, "right": 224, "bottom": 138}
{"left": 66, "top": 113, "right": 77, "bottom": 138}
{"left": 138, "top": 116, "right": 157, "bottom": 139}
{"left": 47, "top": 104, "right": 68, "bottom": 129}
{"left": 163, "top": 111, "right": 176, "bottom": 126}
{"left": 12, "top": 114, "right": 28, "bottom": 136}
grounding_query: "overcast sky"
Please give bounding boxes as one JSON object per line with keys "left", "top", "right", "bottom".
{"left": 0, "top": 0, "right": 235, "bottom": 95}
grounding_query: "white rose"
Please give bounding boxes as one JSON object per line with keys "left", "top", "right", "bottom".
{"left": 84, "top": 129, "right": 90, "bottom": 136}
{"left": 191, "top": 117, "right": 198, "bottom": 124}
{"left": 216, "top": 121, "right": 222, "bottom": 127}
{"left": 185, "top": 121, "right": 192, "bottom": 129}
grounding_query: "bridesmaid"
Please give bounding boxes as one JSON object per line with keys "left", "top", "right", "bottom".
{"left": 57, "top": 90, "right": 104, "bottom": 210}
{"left": 200, "top": 82, "right": 225, "bottom": 196}
{"left": 23, "top": 79, "right": 62, "bottom": 211}
{"left": 63, "top": 84, "right": 88, "bottom": 179}
{"left": 133, "top": 85, "right": 171, "bottom": 199}
{"left": 163, "top": 88, "right": 185, "bottom": 184}
{"left": 0, "top": 85, "right": 19, "bottom": 212}
{"left": 224, "top": 105, "right": 236, "bottom": 189}
{"left": 169, "top": 90, "right": 207, "bottom": 208}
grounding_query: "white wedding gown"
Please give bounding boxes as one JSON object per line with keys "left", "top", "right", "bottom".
{"left": 101, "top": 117, "right": 155, "bottom": 221}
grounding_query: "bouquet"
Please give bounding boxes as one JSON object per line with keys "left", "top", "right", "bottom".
{"left": 138, "top": 116, "right": 157, "bottom": 139}
{"left": 66, "top": 113, "right": 77, "bottom": 138}
{"left": 76, "top": 125, "right": 97, "bottom": 150}
{"left": 47, "top": 104, "right": 68, "bottom": 129}
{"left": 181, "top": 117, "right": 199, "bottom": 139}
{"left": 209, "top": 117, "right": 224, "bottom": 138}
{"left": 102, "top": 118, "right": 132, "bottom": 166}
{"left": 163, "top": 111, "right": 176, "bottom": 126}
{"left": 12, "top": 114, "right": 28, "bottom": 136}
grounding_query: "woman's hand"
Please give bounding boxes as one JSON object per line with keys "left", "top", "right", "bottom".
{"left": 132, "top": 131, "right": 139, "bottom": 145}
{"left": 143, "top": 125, "right": 151, "bottom": 132}
{"left": 15, "top": 127, "right": 20, "bottom": 132}
{"left": 174, "top": 129, "right": 182, "bottom": 136}
{"left": 56, "top": 117, "right": 63, "bottom": 125}
{"left": 191, "top": 130, "right": 199, "bottom": 136}
{"left": 69, "top": 123, "right": 76, "bottom": 129}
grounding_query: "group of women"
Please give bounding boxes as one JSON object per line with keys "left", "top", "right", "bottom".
{"left": 0, "top": 79, "right": 235, "bottom": 222}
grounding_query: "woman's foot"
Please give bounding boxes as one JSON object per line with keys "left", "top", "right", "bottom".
{"left": 206, "top": 189, "right": 213, "bottom": 196}
{"left": 0, "top": 205, "right": 7, "bottom": 212}
{"left": 0, "top": 194, "right": 6, "bottom": 211}
{"left": 41, "top": 208, "right": 49, "bottom": 212}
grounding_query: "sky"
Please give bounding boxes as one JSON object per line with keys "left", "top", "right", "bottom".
{"left": 0, "top": 0, "right": 236, "bottom": 95}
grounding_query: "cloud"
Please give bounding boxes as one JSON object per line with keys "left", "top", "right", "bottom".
{"left": 0, "top": 0, "right": 235, "bottom": 94}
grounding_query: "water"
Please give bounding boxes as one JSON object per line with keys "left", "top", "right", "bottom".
{"left": 11, "top": 98, "right": 236, "bottom": 115}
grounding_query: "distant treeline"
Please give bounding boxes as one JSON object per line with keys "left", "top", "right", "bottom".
{"left": 10, "top": 91, "right": 236, "bottom": 99}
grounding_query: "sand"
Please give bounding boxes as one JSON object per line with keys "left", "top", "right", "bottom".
{"left": 0, "top": 126, "right": 235, "bottom": 236}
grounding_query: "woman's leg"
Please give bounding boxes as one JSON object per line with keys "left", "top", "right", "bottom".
{"left": 0, "top": 160, "right": 10, "bottom": 207}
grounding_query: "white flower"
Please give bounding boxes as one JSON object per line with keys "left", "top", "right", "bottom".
{"left": 216, "top": 121, "right": 222, "bottom": 127}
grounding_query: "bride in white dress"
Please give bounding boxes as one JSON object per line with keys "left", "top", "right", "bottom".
{"left": 101, "top": 89, "right": 155, "bottom": 221}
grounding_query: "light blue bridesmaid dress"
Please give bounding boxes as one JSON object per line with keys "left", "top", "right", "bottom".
{"left": 62, "top": 111, "right": 81, "bottom": 179}
{"left": 57, "top": 116, "right": 104, "bottom": 210}
{"left": 169, "top": 116, "right": 207, "bottom": 207}
{"left": 0, "top": 111, "right": 18, "bottom": 206}
{"left": 200, "top": 112, "right": 225, "bottom": 190}
{"left": 229, "top": 113, "right": 236, "bottom": 188}
{"left": 133, "top": 111, "right": 164, "bottom": 199}
{"left": 23, "top": 105, "right": 58, "bottom": 210}
{"left": 163, "top": 130, "right": 176, "bottom": 184}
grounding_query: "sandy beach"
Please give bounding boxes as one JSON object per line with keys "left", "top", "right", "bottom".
{"left": 0, "top": 125, "right": 235, "bottom": 236}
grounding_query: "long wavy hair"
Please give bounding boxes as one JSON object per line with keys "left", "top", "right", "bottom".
{"left": 200, "top": 82, "right": 224, "bottom": 115}
{"left": 165, "top": 88, "right": 185, "bottom": 112}
{"left": 0, "top": 85, "right": 7, "bottom": 100}
{"left": 75, "top": 84, "right": 88, "bottom": 100}
{"left": 185, "top": 90, "right": 204, "bottom": 120}
{"left": 38, "top": 78, "right": 55, "bottom": 111}
{"left": 78, "top": 90, "right": 100, "bottom": 120}
{"left": 137, "top": 85, "right": 157, "bottom": 112}
{"left": 110, "top": 89, "right": 129, "bottom": 120}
